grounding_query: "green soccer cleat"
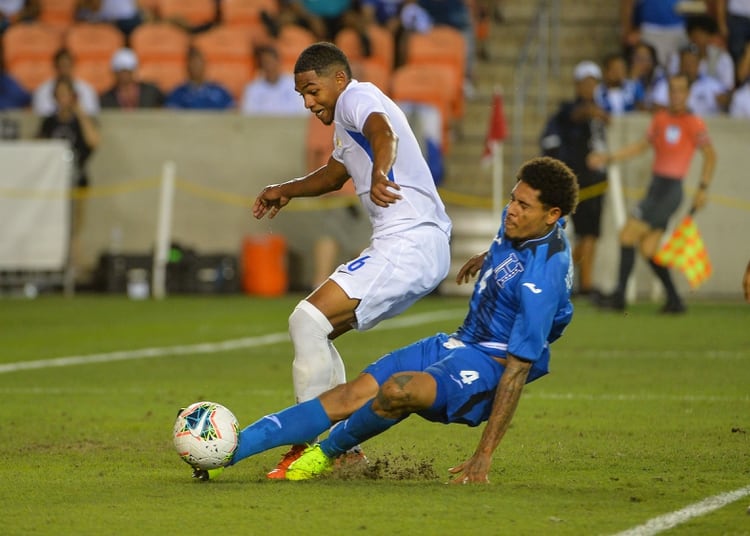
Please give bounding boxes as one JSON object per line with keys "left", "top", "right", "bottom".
{"left": 192, "top": 466, "right": 224, "bottom": 482}
{"left": 285, "top": 444, "right": 334, "bottom": 481}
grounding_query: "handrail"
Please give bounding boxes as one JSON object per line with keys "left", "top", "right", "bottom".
{"left": 511, "top": 0, "right": 560, "bottom": 175}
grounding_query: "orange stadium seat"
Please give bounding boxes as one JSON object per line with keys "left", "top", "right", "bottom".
{"left": 192, "top": 25, "right": 254, "bottom": 102}
{"left": 221, "top": 0, "right": 278, "bottom": 27}
{"left": 6, "top": 60, "right": 55, "bottom": 92}
{"left": 158, "top": 0, "right": 217, "bottom": 28}
{"left": 137, "top": 61, "right": 185, "bottom": 93}
{"left": 74, "top": 60, "right": 114, "bottom": 94}
{"left": 38, "top": 0, "right": 77, "bottom": 31}
{"left": 350, "top": 60, "right": 390, "bottom": 93}
{"left": 130, "top": 22, "right": 190, "bottom": 93}
{"left": 275, "top": 24, "right": 316, "bottom": 73}
{"left": 335, "top": 25, "right": 394, "bottom": 75}
{"left": 65, "top": 23, "right": 126, "bottom": 62}
{"left": 391, "top": 63, "right": 457, "bottom": 150}
{"left": 405, "top": 25, "right": 466, "bottom": 119}
{"left": 2, "top": 23, "right": 62, "bottom": 70}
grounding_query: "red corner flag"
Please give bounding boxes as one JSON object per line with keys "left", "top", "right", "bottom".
{"left": 482, "top": 90, "right": 507, "bottom": 164}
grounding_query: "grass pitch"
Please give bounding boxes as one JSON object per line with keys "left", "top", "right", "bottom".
{"left": 1, "top": 294, "right": 748, "bottom": 535}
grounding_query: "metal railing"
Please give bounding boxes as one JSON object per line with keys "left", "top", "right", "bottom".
{"left": 511, "top": 0, "right": 560, "bottom": 174}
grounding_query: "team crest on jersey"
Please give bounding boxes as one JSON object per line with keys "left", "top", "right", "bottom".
{"left": 336, "top": 135, "right": 342, "bottom": 147}
{"left": 495, "top": 252, "right": 524, "bottom": 288}
{"left": 665, "top": 125, "right": 681, "bottom": 144}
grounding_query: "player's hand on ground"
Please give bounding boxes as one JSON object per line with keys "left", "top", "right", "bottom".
{"left": 456, "top": 252, "right": 487, "bottom": 284}
{"left": 447, "top": 455, "right": 491, "bottom": 485}
{"left": 370, "top": 171, "right": 401, "bottom": 207}
{"left": 252, "top": 185, "right": 289, "bottom": 220}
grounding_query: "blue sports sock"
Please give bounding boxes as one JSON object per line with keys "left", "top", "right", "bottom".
{"left": 320, "top": 400, "right": 399, "bottom": 458}
{"left": 230, "top": 399, "right": 331, "bottom": 465}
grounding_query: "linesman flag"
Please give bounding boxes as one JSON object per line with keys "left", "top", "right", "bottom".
{"left": 653, "top": 211, "right": 712, "bottom": 288}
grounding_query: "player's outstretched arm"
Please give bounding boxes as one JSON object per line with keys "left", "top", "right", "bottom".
{"left": 455, "top": 252, "right": 488, "bottom": 284}
{"left": 448, "top": 354, "right": 531, "bottom": 484}
{"left": 252, "top": 158, "right": 350, "bottom": 220}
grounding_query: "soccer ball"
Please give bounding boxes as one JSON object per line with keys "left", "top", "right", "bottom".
{"left": 173, "top": 401, "right": 239, "bottom": 470}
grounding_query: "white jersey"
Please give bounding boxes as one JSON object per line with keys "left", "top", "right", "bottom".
{"left": 331, "top": 80, "right": 452, "bottom": 239}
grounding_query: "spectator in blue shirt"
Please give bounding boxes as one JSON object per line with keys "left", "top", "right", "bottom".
{"left": 0, "top": 48, "right": 31, "bottom": 110}
{"left": 166, "top": 47, "right": 234, "bottom": 110}
{"left": 594, "top": 52, "right": 645, "bottom": 114}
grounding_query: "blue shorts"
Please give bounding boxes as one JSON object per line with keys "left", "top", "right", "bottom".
{"left": 363, "top": 333, "right": 506, "bottom": 427}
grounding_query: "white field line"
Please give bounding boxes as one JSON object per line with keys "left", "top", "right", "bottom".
{"left": 611, "top": 485, "right": 750, "bottom": 536}
{"left": 0, "top": 309, "right": 465, "bottom": 375}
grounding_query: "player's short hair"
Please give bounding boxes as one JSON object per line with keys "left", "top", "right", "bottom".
{"left": 516, "top": 156, "right": 579, "bottom": 216}
{"left": 294, "top": 42, "right": 352, "bottom": 79}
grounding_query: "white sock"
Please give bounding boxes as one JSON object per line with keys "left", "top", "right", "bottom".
{"left": 328, "top": 340, "right": 347, "bottom": 389}
{"left": 289, "top": 300, "right": 334, "bottom": 403}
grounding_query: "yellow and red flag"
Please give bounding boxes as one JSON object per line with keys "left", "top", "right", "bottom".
{"left": 653, "top": 212, "right": 712, "bottom": 288}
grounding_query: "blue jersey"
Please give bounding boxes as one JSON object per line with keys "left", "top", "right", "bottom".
{"left": 455, "top": 210, "right": 574, "bottom": 381}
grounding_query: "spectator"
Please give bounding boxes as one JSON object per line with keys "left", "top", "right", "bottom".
{"left": 239, "top": 45, "right": 306, "bottom": 116}
{"left": 100, "top": 48, "right": 164, "bottom": 109}
{"left": 652, "top": 44, "right": 729, "bottom": 115}
{"left": 620, "top": 0, "right": 688, "bottom": 66}
{"left": 590, "top": 74, "right": 716, "bottom": 314}
{"left": 540, "top": 60, "right": 608, "bottom": 298}
{"left": 75, "top": 0, "right": 143, "bottom": 37}
{"left": 627, "top": 40, "right": 665, "bottom": 110}
{"left": 595, "top": 52, "right": 646, "bottom": 114}
{"left": 729, "top": 77, "right": 750, "bottom": 116}
{"left": 730, "top": 43, "right": 750, "bottom": 116}
{"left": 668, "top": 14, "right": 735, "bottom": 91}
{"left": 37, "top": 77, "right": 101, "bottom": 278}
{"left": 165, "top": 47, "right": 234, "bottom": 110}
{"left": 33, "top": 48, "right": 100, "bottom": 117}
{"left": 0, "top": 40, "right": 31, "bottom": 110}
{"left": 280, "top": 0, "right": 366, "bottom": 43}
{"left": 361, "top": 0, "right": 410, "bottom": 68}
{"left": 716, "top": 0, "right": 750, "bottom": 66}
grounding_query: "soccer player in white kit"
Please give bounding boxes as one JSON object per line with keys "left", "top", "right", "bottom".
{"left": 251, "top": 42, "right": 452, "bottom": 478}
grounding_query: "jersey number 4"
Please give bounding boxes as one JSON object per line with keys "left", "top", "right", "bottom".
{"left": 459, "top": 370, "right": 480, "bottom": 385}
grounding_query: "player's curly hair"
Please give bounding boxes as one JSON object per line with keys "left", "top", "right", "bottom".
{"left": 516, "top": 156, "right": 579, "bottom": 216}
{"left": 294, "top": 42, "right": 352, "bottom": 79}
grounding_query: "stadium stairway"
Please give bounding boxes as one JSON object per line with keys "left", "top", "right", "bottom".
{"left": 439, "top": 0, "right": 619, "bottom": 296}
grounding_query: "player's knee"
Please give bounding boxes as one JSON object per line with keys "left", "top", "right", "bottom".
{"left": 373, "top": 374, "right": 425, "bottom": 417}
{"left": 288, "top": 300, "right": 330, "bottom": 344}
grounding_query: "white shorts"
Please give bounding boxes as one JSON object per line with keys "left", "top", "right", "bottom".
{"left": 330, "top": 224, "right": 451, "bottom": 331}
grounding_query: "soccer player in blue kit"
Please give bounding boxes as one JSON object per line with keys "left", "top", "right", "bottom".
{"left": 212, "top": 156, "right": 579, "bottom": 484}
{"left": 250, "top": 42, "right": 452, "bottom": 478}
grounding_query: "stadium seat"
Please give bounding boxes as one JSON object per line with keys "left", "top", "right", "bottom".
{"left": 2, "top": 23, "right": 62, "bottom": 71}
{"left": 221, "top": 0, "right": 278, "bottom": 27}
{"left": 38, "top": 0, "right": 77, "bottom": 31}
{"left": 65, "top": 23, "right": 126, "bottom": 62}
{"left": 6, "top": 60, "right": 55, "bottom": 92}
{"left": 335, "top": 25, "right": 394, "bottom": 75}
{"left": 131, "top": 22, "right": 190, "bottom": 63}
{"left": 137, "top": 61, "right": 185, "bottom": 94}
{"left": 158, "top": 0, "right": 217, "bottom": 28}
{"left": 391, "top": 63, "right": 457, "bottom": 150}
{"left": 350, "top": 60, "right": 390, "bottom": 93}
{"left": 405, "top": 26, "right": 466, "bottom": 119}
{"left": 192, "top": 25, "right": 254, "bottom": 102}
{"left": 74, "top": 60, "right": 114, "bottom": 94}
{"left": 275, "top": 24, "right": 316, "bottom": 73}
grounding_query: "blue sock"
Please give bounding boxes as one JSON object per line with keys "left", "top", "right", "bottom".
{"left": 230, "top": 399, "right": 331, "bottom": 465}
{"left": 320, "top": 400, "right": 399, "bottom": 457}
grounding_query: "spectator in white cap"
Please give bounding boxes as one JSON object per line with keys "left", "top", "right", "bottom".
{"left": 100, "top": 48, "right": 164, "bottom": 109}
